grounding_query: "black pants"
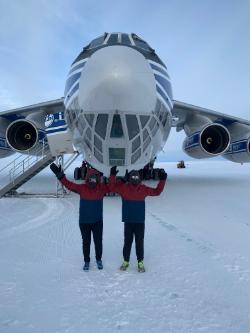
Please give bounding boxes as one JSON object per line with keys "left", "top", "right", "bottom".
{"left": 123, "top": 223, "right": 145, "bottom": 262}
{"left": 79, "top": 222, "right": 103, "bottom": 262}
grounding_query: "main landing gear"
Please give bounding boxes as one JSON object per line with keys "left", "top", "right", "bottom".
{"left": 73, "top": 160, "right": 161, "bottom": 182}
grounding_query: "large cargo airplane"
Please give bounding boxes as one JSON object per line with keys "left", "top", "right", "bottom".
{"left": 1, "top": 32, "right": 250, "bottom": 176}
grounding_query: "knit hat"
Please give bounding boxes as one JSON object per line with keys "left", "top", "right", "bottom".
{"left": 86, "top": 168, "right": 100, "bottom": 184}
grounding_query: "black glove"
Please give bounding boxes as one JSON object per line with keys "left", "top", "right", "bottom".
{"left": 124, "top": 169, "right": 129, "bottom": 182}
{"left": 110, "top": 166, "right": 118, "bottom": 176}
{"left": 159, "top": 169, "right": 167, "bottom": 180}
{"left": 50, "top": 163, "right": 65, "bottom": 180}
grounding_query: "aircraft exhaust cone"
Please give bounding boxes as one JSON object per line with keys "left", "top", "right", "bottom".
{"left": 207, "top": 137, "right": 213, "bottom": 144}
{"left": 24, "top": 134, "right": 32, "bottom": 140}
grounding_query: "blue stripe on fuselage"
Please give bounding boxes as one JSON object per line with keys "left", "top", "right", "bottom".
{"left": 64, "top": 73, "right": 81, "bottom": 97}
{"left": 154, "top": 74, "right": 173, "bottom": 99}
{"left": 156, "top": 85, "right": 172, "bottom": 110}
{"left": 64, "top": 83, "right": 79, "bottom": 106}
{"left": 150, "top": 63, "right": 170, "bottom": 79}
{"left": 46, "top": 127, "right": 68, "bottom": 135}
{"left": 68, "top": 61, "right": 86, "bottom": 76}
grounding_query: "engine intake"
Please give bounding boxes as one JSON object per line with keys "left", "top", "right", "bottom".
{"left": 200, "top": 124, "right": 230, "bottom": 155}
{"left": 6, "top": 120, "right": 38, "bottom": 152}
{"left": 183, "top": 123, "right": 230, "bottom": 158}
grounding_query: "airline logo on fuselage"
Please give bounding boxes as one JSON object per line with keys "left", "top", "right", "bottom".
{"left": 45, "top": 114, "right": 54, "bottom": 127}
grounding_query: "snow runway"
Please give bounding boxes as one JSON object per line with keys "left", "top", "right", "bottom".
{"left": 0, "top": 161, "right": 250, "bottom": 332}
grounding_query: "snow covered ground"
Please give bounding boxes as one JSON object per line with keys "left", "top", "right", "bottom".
{"left": 0, "top": 159, "right": 250, "bottom": 333}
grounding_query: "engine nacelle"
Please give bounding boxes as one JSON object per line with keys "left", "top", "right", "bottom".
{"left": 223, "top": 139, "right": 250, "bottom": 163}
{"left": 6, "top": 119, "right": 45, "bottom": 153}
{"left": 183, "top": 123, "right": 230, "bottom": 158}
{"left": 0, "top": 117, "right": 14, "bottom": 158}
{"left": 223, "top": 123, "right": 250, "bottom": 163}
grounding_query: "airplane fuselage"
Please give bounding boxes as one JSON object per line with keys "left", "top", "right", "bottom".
{"left": 64, "top": 33, "right": 173, "bottom": 175}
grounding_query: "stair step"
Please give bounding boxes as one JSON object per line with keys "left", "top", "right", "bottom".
{"left": 0, "top": 153, "right": 56, "bottom": 197}
{"left": 0, "top": 149, "right": 79, "bottom": 198}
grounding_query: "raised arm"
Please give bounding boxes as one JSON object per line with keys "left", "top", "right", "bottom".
{"left": 143, "top": 169, "right": 167, "bottom": 196}
{"left": 108, "top": 166, "right": 125, "bottom": 195}
{"left": 143, "top": 180, "right": 166, "bottom": 196}
{"left": 50, "top": 163, "right": 82, "bottom": 194}
{"left": 60, "top": 176, "right": 82, "bottom": 194}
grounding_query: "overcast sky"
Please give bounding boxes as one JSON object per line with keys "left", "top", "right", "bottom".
{"left": 0, "top": 0, "right": 250, "bottom": 160}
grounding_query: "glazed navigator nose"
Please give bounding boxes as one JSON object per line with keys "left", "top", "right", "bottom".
{"left": 78, "top": 45, "right": 156, "bottom": 114}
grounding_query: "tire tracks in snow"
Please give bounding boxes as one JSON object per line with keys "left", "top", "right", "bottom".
{"left": 148, "top": 211, "right": 213, "bottom": 254}
{"left": 148, "top": 211, "right": 250, "bottom": 284}
{"left": 0, "top": 198, "right": 70, "bottom": 240}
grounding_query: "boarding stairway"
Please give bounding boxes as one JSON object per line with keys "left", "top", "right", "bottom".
{"left": 0, "top": 144, "right": 56, "bottom": 197}
{"left": 0, "top": 143, "right": 80, "bottom": 198}
{"left": 0, "top": 142, "right": 81, "bottom": 198}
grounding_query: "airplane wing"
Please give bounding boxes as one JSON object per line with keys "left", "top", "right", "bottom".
{"left": 0, "top": 98, "right": 66, "bottom": 158}
{"left": 172, "top": 100, "right": 250, "bottom": 132}
{"left": 171, "top": 100, "right": 250, "bottom": 163}
{"left": 0, "top": 98, "right": 65, "bottom": 119}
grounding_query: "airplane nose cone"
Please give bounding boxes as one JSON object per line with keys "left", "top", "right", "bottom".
{"left": 78, "top": 46, "right": 156, "bottom": 113}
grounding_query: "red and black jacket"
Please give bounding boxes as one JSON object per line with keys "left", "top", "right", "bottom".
{"left": 109, "top": 175, "right": 166, "bottom": 223}
{"left": 60, "top": 177, "right": 110, "bottom": 224}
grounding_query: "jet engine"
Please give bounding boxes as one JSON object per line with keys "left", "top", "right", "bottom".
{"left": 183, "top": 123, "right": 230, "bottom": 158}
{"left": 6, "top": 118, "right": 46, "bottom": 154}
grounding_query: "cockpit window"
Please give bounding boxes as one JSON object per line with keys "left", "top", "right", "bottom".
{"left": 140, "top": 115, "right": 150, "bottom": 128}
{"left": 78, "top": 115, "right": 86, "bottom": 135}
{"left": 89, "top": 34, "right": 106, "bottom": 49}
{"left": 131, "top": 149, "right": 141, "bottom": 164}
{"left": 143, "top": 136, "right": 151, "bottom": 152}
{"left": 132, "top": 34, "right": 151, "bottom": 51}
{"left": 73, "top": 32, "right": 166, "bottom": 69}
{"left": 110, "top": 115, "right": 124, "bottom": 138}
{"left": 132, "top": 136, "right": 141, "bottom": 153}
{"left": 149, "top": 117, "right": 156, "bottom": 131}
{"left": 107, "top": 33, "right": 118, "bottom": 45}
{"left": 95, "top": 114, "right": 108, "bottom": 139}
{"left": 126, "top": 115, "right": 139, "bottom": 140}
{"left": 86, "top": 128, "right": 91, "bottom": 141}
{"left": 94, "top": 148, "right": 103, "bottom": 163}
{"left": 84, "top": 114, "right": 94, "bottom": 127}
{"left": 109, "top": 148, "right": 125, "bottom": 166}
{"left": 143, "top": 129, "right": 149, "bottom": 141}
{"left": 121, "top": 34, "right": 131, "bottom": 45}
{"left": 94, "top": 135, "right": 102, "bottom": 152}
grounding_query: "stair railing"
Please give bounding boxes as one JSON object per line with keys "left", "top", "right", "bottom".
{"left": 9, "top": 141, "right": 51, "bottom": 183}
{"left": 0, "top": 141, "right": 51, "bottom": 186}
{"left": 0, "top": 141, "right": 80, "bottom": 197}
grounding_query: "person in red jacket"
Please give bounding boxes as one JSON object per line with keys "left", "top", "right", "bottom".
{"left": 109, "top": 166, "right": 167, "bottom": 272}
{"left": 50, "top": 163, "right": 111, "bottom": 271}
